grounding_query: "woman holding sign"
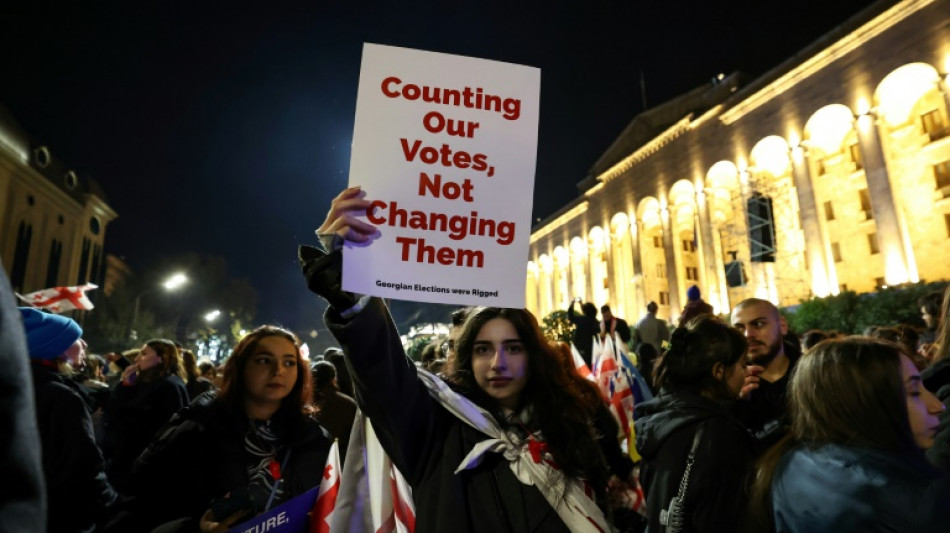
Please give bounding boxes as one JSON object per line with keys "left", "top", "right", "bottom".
{"left": 107, "top": 326, "right": 332, "bottom": 533}
{"left": 299, "top": 187, "right": 610, "bottom": 532}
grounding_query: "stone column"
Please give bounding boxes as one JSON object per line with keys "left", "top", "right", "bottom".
{"left": 790, "top": 145, "right": 834, "bottom": 297}
{"left": 661, "top": 206, "right": 682, "bottom": 316}
{"left": 696, "top": 190, "right": 726, "bottom": 312}
{"left": 854, "top": 113, "right": 913, "bottom": 285}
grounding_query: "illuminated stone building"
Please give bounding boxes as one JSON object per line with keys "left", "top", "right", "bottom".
{"left": 527, "top": 0, "right": 950, "bottom": 322}
{"left": 0, "top": 104, "right": 117, "bottom": 294}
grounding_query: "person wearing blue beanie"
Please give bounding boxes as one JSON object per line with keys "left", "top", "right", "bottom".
{"left": 21, "top": 307, "right": 116, "bottom": 531}
{"left": 678, "top": 285, "right": 714, "bottom": 327}
{"left": 20, "top": 307, "right": 83, "bottom": 360}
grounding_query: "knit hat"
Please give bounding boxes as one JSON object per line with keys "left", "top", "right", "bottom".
{"left": 686, "top": 285, "right": 701, "bottom": 301}
{"left": 19, "top": 307, "right": 83, "bottom": 360}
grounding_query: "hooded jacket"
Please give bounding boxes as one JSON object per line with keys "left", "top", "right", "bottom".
{"left": 635, "top": 391, "right": 756, "bottom": 532}
{"left": 772, "top": 443, "right": 950, "bottom": 532}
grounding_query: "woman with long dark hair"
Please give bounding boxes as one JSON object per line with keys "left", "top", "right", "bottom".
{"left": 104, "top": 338, "right": 189, "bottom": 489}
{"left": 299, "top": 187, "right": 610, "bottom": 532}
{"left": 747, "top": 337, "right": 948, "bottom": 532}
{"left": 111, "top": 326, "right": 332, "bottom": 532}
{"left": 634, "top": 315, "right": 756, "bottom": 532}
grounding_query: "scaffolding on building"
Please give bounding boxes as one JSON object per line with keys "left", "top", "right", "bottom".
{"left": 717, "top": 171, "right": 812, "bottom": 307}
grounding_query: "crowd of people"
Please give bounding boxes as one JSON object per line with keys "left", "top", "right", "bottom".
{"left": 2, "top": 184, "right": 949, "bottom": 532}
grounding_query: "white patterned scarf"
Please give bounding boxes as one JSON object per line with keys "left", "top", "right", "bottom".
{"left": 416, "top": 368, "right": 610, "bottom": 533}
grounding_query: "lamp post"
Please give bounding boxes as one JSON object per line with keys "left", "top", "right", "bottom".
{"left": 203, "top": 309, "right": 225, "bottom": 361}
{"left": 126, "top": 273, "right": 188, "bottom": 343}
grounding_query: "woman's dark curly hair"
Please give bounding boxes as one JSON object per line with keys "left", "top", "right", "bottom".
{"left": 447, "top": 307, "right": 608, "bottom": 502}
{"left": 218, "top": 325, "right": 314, "bottom": 423}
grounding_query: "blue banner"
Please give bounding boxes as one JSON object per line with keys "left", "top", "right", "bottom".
{"left": 228, "top": 486, "right": 320, "bottom": 533}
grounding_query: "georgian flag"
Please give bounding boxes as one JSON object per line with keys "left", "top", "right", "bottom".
{"left": 570, "top": 343, "right": 594, "bottom": 380}
{"left": 329, "top": 410, "right": 415, "bottom": 533}
{"left": 311, "top": 440, "right": 342, "bottom": 533}
{"left": 16, "top": 283, "right": 98, "bottom": 313}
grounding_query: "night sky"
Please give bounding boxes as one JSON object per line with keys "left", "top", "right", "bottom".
{"left": 1, "top": 1, "right": 875, "bottom": 336}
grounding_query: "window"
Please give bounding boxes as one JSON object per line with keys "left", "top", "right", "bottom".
{"left": 11, "top": 221, "right": 33, "bottom": 292}
{"left": 682, "top": 239, "right": 696, "bottom": 253}
{"left": 849, "top": 144, "right": 863, "bottom": 170}
{"left": 922, "top": 109, "right": 949, "bottom": 142}
{"left": 816, "top": 158, "right": 826, "bottom": 176}
{"left": 859, "top": 189, "right": 873, "bottom": 220}
{"left": 656, "top": 264, "right": 666, "bottom": 278}
{"left": 653, "top": 235, "right": 662, "bottom": 248}
{"left": 77, "top": 238, "right": 91, "bottom": 284}
{"left": 875, "top": 277, "right": 886, "bottom": 290}
{"left": 840, "top": 283, "right": 849, "bottom": 292}
{"left": 824, "top": 201, "right": 835, "bottom": 221}
{"left": 685, "top": 266, "right": 699, "bottom": 280}
{"left": 945, "top": 213, "right": 950, "bottom": 238}
{"left": 659, "top": 291, "right": 669, "bottom": 305}
{"left": 868, "top": 233, "right": 879, "bottom": 255}
{"left": 934, "top": 160, "right": 950, "bottom": 189}
{"left": 832, "top": 242, "right": 842, "bottom": 262}
{"left": 46, "top": 239, "right": 62, "bottom": 288}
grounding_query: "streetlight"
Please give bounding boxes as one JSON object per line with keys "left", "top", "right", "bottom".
{"left": 126, "top": 272, "right": 188, "bottom": 342}
{"left": 164, "top": 273, "right": 187, "bottom": 290}
{"left": 204, "top": 309, "right": 221, "bottom": 322}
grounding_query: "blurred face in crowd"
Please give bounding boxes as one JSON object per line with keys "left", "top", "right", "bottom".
{"left": 602, "top": 307, "right": 614, "bottom": 322}
{"left": 472, "top": 318, "right": 529, "bottom": 413}
{"left": 720, "top": 358, "right": 747, "bottom": 398}
{"left": 921, "top": 306, "right": 936, "bottom": 329}
{"left": 136, "top": 345, "right": 162, "bottom": 371}
{"left": 901, "top": 354, "right": 944, "bottom": 449}
{"left": 63, "top": 339, "right": 87, "bottom": 370}
{"left": 731, "top": 302, "right": 787, "bottom": 367}
{"left": 443, "top": 325, "right": 461, "bottom": 364}
{"left": 243, "top": 336, "right": 298, "bottom": 409}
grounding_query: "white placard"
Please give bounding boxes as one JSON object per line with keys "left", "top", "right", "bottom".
{"left": 343, "top": 43, "right": 540, "bottom": 307}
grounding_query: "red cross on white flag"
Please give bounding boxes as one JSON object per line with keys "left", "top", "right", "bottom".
{"left": 16, "top": 284, "right": 98, "bottom": 313}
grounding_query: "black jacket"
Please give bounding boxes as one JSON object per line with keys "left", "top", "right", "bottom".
{"left": 315, "top": 388, "right": 357, "bottom": 464}
{"left": 117, "top": 391, "right": 332, "bottom": 531}
{"left": 326, "top": 298, "right": 577, "bottom": 533}
{"left": 104, "top": 373, "right": 189, "bottom": 489}
{"left": 568, "top": 305, "right": 599, "bottom": 367}
{"left": 601, "top": 317, "right": 632, "bottom": 344}
{"left": 635, "top": 391, "right": 756, "bottom": 533}
{"left": 31, "top": 364, "right": 116, "bottom": 532}
{"left": 732, "top": 340, "right": 801, "bottom": 449}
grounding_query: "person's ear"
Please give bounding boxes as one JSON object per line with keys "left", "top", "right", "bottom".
{"left": 712, "top": 362, "right": 725, "bottom": 380}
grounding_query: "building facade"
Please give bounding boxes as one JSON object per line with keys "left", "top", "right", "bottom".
{"left": 527, "top": 0, "right": 950, "bottom": 322}
{"left": 0, "top": 105, "right": 117, "bottom": 294}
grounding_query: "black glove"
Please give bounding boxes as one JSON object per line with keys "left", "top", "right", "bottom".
{"left": 298, "top": 245, "right": 361, "bottom": 312}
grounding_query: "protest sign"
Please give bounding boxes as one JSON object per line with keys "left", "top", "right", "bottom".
{"left": 227, "top": 486, "right": 319, "bottom": 533}
{"left": 344, "top": 43, "right": 540, "bottom": 307}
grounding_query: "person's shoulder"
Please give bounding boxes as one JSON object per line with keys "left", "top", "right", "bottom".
{"left": 37, "top": 376, "right": 86, "bottom": 407}
{"left": 331, "top": 390, "right": 358, "bottom": 408}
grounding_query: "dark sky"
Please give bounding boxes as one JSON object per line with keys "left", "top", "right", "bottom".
{"left": 1, "top": 0, "right": 875, "bottom": 336}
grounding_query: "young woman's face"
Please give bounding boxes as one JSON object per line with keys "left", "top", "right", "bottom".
{"left": 63, "top": 339, "right": 87, "bottom": 370}
{"left": 136, "top": 345, "right": 162, "bottom": 371}
{"left": 900, "top": 354, "right": 944, "bottom": 449}
{"left": 243, "top": 336, "right": 299, "bottom": 407}
{"left": 723, "top": 358, "right": 747, "bottom": 398}
{"left": 471, "top": 318, "right": 529, "bottom": 414}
